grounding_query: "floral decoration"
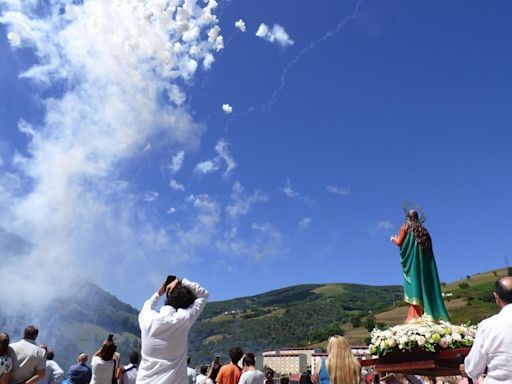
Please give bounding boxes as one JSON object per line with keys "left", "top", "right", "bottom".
{"left": 368, "top": 320, "right": 477, "bottom": 356}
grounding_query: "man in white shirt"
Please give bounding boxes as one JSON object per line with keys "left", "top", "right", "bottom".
{"left": 37, "top": 348, "right": 64, "bottom": 384}
{"left": 119, "top": 351, "right": 139, "bottom": 384}
{"left": 196, "top": 366, "right": 208, "bottom": 384}
{"left": 462, "top": 276, "right": 512, "bottom": 384}
{"left": 9, "top": 325, "right": 47, "bottom": 384}
{"left": 187, "top": 356, "right": 196, "bottom": 384}
{"left": 137, "top": 277, "right": 208, "bottom": 384}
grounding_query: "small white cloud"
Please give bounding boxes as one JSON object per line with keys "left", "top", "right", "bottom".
{"left": 194, "top": 160, "right": 220, "bottom": 175}
{"left": 143, "top": 143, "right": 152, "bottom": 152}
{"left": 327, "top": 185, "right": 351, "bottom": 196}
{"left": 256, "top": 23, "right": 294, "bottom": 47}
{"left": 298, "top": 217, "right": 312, "bottom": 231}
{"left": 215, "top": 139, "right": 236, "bottom": 175}
{"left": 222, "top": 103, "right": 233, "bottom": 114}
{"left": 167, "top": 207, "right": 176, "bottom": 215}
{"left": 226, "top": 182, "right": 267, "bottom": 221}
{"left": 169, "top": 150, "right": 185, "bottom": 174}
{"left": 280, "top": 178, "right": 299, "bottom": 198}
{"left": 143, "top": 191, "right": 159, "bottom": 202}
{"left": 7, "top": 31, "right": 21, "bottom": 47}
{"left": 169, "top": 178, "right": 185, "bottom": 191}
{"left": 376, "top": 220, "right": 394, "bottom": 231}
{"left": 235, "top": 19, "right": 246, "bottom": 32}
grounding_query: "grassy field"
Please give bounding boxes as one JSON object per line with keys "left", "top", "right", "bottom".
{"left": 343, "top": 268, "right": 509, "bottom": 346}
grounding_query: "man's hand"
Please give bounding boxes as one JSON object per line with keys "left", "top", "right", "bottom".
{"left": 158, "top": 277, "right": 180, "bottom": 296}
{"left": 166, "top": 279, "right": 180, "bottom": 296}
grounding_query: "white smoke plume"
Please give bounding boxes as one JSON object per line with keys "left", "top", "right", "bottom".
{"left": 256, "top": 23, "right": 294, "bottom": 47}
{"left": 0, "top": 0, "right": 223, "bottom": 309}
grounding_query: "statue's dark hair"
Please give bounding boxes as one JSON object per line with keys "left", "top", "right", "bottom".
{"left": 406, "top": 210, "right": 431, "bottom": 250}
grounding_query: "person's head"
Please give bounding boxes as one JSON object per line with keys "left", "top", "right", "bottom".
{"left": 47, "top": 351, "right": 55, "bottom": 360}
{"left": 165, "top": 284, "right": 196, "bottom": 310}
{"left": 214, "top": 355, "right": 220, "bottom": 363}
{"left": 187, "top": 355, "right": 191, "bottom": 366}
{"left": 406, "top": 210, "right": 419, "bottom": 223}
{"left": 405, "top": 210, "right": 431, "bottom": 250}
{"left": 300, "top": 372, "right": 314, "bottom": 384}
{"left": 265, "top": 369, "right": 274, "bottom": 381}
{"left": 228, "top": 347, "right": 243, "bottom": 364}
{"left": 23, "top": 325, "right": 39, "bottom": 341}
{"left": 242, "top": 353, "right": 256, "bottom": 368}
{"left": 494, "top": 276, "right": 512, "bottom": 307}
{"left": 78, "top": 353, "right": 88, "bottom": 364}
{"left": 0, "top": 333, "right": 9, "bottom": 357}
{"left": 326, "top": 335, "right": 361, "bottom": 384}
{"left": 200, "top": 366, "right": 208, "bottom": 375}
{"left": 99, "top": 340, "right": 117, "bottom": 361}
{"left": 129, "top": 351, "right": 139, "bottom": 365}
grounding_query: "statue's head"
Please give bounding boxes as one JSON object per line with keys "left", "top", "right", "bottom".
{"left": 406, "top": 209, "right": 419, "bottom": 222}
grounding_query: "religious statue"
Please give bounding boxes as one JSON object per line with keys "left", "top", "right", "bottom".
{"left": 390, "top": 204, "right": 450, "bottom": 323}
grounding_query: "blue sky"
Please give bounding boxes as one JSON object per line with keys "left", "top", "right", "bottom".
{"left": 1, "top": 0, "right": 511, "bottom": 309}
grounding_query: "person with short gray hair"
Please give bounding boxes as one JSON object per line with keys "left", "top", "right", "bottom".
{"left": 9, "top": 325, "right": 46, "bottom": 384}
{"left": 462, "top": 276, "right": 512, "bottom": 383}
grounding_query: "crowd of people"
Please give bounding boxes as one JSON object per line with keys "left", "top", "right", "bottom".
{"left": 0, "top": 275, "right": 510, "bottom": 384}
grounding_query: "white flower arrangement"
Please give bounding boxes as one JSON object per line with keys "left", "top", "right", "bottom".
{"left": 368, "top": 320, "right": 477, "bottom": 356}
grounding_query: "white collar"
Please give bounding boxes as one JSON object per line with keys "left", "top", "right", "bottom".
{"left": 500, "top": 303, "right": 512, "bottom": 314}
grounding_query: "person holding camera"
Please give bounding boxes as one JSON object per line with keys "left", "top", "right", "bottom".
{"left": 136, "top": 276, "right": 208, "bottom": 384}
{"left": 90, "top": 336, "right": 118, "bottom": 384}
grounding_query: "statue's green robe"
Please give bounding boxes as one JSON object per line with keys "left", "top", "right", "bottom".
{"left": 400, "top": 230, "right": 450, "bottom": 322}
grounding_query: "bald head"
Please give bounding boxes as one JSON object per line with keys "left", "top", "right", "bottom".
{"left": 495, "top": 276, "right": 512, "bottom": 305}
{"left": 78, "top": 353, "right": 88, "bottom": 364}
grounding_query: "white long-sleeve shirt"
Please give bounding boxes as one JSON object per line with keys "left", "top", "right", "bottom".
{"left": 136, "top": 279, "right": 209, "bottom": 384}
{"left": 465, "top": 303, "right": 512, "bottom": 384}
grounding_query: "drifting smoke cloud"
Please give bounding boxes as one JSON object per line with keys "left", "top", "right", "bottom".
{"left": 0, "top": 0, "right": 223, "bottom": 310}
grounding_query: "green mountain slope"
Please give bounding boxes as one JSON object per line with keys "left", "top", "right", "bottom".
{"left": 188, "top": 283, "right": 403, "bottom": 364}
{"left": 1, "top": 267, "right": 508, "bottom": 371}
{"left": 0, "top": 281, "right": 141, "bottom": 371}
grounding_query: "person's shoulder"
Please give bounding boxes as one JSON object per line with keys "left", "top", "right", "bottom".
{"left": 479, "top": 312, "right": 500, "bottom": 328}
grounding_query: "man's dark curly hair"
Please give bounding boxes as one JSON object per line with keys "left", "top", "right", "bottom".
{"left": 228, "top": 347, "right": 243, "bottom": 364}
{"left": 165, "top": 285, "right": 196, "bottom": 310}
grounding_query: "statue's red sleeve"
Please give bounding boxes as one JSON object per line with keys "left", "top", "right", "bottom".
{"left": 392, "top": 224, "right": 408, "bottom": 246}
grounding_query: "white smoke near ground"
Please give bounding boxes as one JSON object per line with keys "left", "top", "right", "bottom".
{"left": 0, "top": 0, "right": 223, "bottom": 310}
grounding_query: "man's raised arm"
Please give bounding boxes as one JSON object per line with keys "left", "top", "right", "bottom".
{"left": 181, "top": 278, "right": 209, "bottom": 321}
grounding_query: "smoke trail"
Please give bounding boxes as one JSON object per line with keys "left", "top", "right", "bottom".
{"left": 0, "top": 0, "right": 223, "bottom": 310}
{"left": 266, "top": 0, "right": 364, "bottom": 109}
{"left": 226, "top": 0, "right": 364, "bottom": 127}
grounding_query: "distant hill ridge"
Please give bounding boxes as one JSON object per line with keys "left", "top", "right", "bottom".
{"left": 1, "top": 266, "right": 508, "bottom": 370}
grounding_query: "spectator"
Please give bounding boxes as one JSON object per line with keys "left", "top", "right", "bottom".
{"left": 67, "top": 353, "right": 91, "bottom": 384}
{"left": 207, "top": 355, "right": 222, "bottom": 384}
{"left": 239, "top": 353, "right": 263, "bottom": 384}
{"left": 216, "top": 347, "right": 243, "bottom": 384}
{"left": 37, "top": 347, "right": 64, "bottom": 384}
{"left": 90, "top": 337, "right": 118, "bottom": 384}
{"left": 197, "top": 366, "right": 208, "bottom": 384}
{"left": 117, "top": 351, "right": 138, "bottom": 384}
{"left": 462, "top": 276, "right": 512, "bottom": 383}
{"left": 137, "top": 276, "right": 208, "bottom": 384}
{"left": 300, "top": 372, "right": 314, "bottom": 384}
{"left": 9, "top": 325, "right": 46, "bottom": 384}
{"left": 264, "top": 369, "right": 275, "bottom": 384}
{"left": 313, "top": 335, "right": 361, "bottom": 384}
{"left": 0, "top": 333, "right": 12, "bottom": 384}
{"left": 187, "top": 356, "right": 196, "bottom": 384}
